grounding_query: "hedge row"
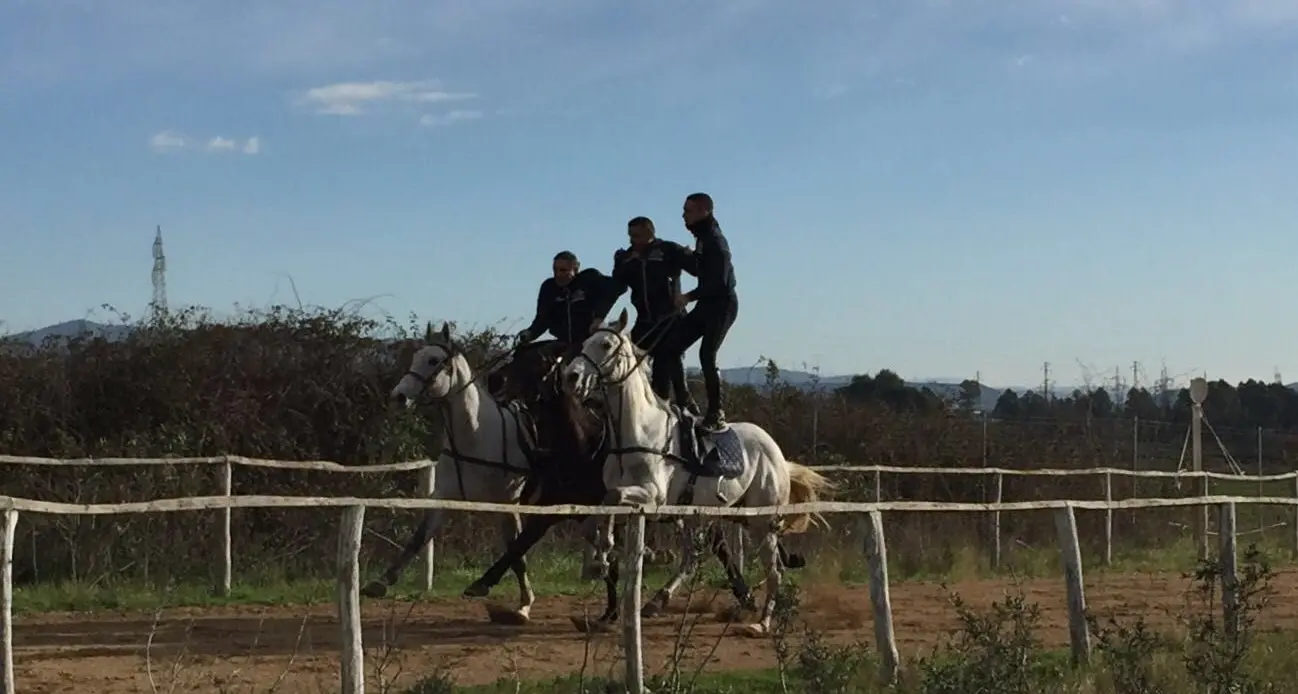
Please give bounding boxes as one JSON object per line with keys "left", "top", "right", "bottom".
{"left": 0, "top": 306, "right": 1232, "bottom": 586}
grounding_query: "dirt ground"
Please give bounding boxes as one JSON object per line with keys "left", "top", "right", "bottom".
{"left": 15, "top": 567, "right": 1298, "bottom": 692}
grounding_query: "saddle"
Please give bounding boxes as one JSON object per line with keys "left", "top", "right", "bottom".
{"left": 675, "top": 411, "right": 746, "bottom": 480}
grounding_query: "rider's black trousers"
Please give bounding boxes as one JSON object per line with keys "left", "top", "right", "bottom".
{"left": 653, "top": 296, "right": 738, "bottom": 417}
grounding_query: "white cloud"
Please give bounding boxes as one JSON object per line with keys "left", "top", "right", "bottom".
{"left": 147, "top": 131, "right": 260, "bottom": 155}
{"left": 299, "top": 80, "right": 477, "bottom": 116}
{"left": 206, "top": 136, "right": 236, "bottom": 151}
{"left": 148, "top": 130, "right": 187, "bottom": 152}
{"left": 419, "top": 109, "right": 483, "bottom": 127}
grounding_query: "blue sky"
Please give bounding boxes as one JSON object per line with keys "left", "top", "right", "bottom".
{"left": 2, "top": 0, "right": 1298, "bottom": 387}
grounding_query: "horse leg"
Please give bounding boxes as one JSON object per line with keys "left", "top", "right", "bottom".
{"left": 778, "top": 540, "right": 807, "bottom": 570}
{"left": 641, "top": 517, "right": 704, "bottom": 618}
{"left": 741, "top": 525, "right": 782, "bottom": 638}
{"left": 362, "top": 508, "right": 444, "bottom": 598}
{"left": 464, "top": 513, "right": 560, "bottom": 599}
{"left": 708, "top": 523, "right": 756, "bottom": 612}
{"left": 599, "top": 554, "right": 621, "bottom": 623}
{"left": 581, "top": 515, "right": 616, "bottom": 581}
{"left": 493, "top": 512, "right": 536, "bottom": 624}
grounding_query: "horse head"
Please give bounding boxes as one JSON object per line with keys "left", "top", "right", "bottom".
{"left": 562, "top": 309, "right": 641, "bottom": 400}
{"left": 391, "top": 321, "right": 474, "bottom": 407}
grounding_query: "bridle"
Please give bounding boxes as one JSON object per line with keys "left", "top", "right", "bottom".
{"left": 572, "top": 326, "right": 690, "bottom": 487}
{"left": 402, "top": 338, "right": 535, "bottom": 501}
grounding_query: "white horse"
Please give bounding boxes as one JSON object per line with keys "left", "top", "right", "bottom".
{"left": 361, "top": 321, "right": 539, "bottom": 625}
{"left": 562, "top": 309, "right": 835, "bottom": 636}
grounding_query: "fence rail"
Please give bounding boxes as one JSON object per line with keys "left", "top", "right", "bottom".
{"left": 0, "top": 453, "right": 1289, "bottom": 481}
{"left": 1, "top": 453, "right": 1292, "bottom": 587}
{"left": 0, "top": 493, "right": 1274, "bottom": 694}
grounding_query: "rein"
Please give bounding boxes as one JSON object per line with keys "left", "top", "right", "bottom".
{"left": 574, "top": 317, "right": 692, "bottom": 495}
{"left": 403, "top": 340, "right": 536, "bottom": 501}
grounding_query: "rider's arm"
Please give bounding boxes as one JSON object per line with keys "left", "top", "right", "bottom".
{"left": 668, "top": 241, "right": 698, "bottom": 277}
{"left": 589, "top": 252, "right": 630, "bottom": 320}
{"left": 523, "top": 280, "right": 552, "bottom": 338}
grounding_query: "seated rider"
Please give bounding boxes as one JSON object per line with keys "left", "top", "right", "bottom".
{"left": 590, "top": 216, "right": 699, "bottom": 413}
{"left": 515, "top": 250, "right": 612, "bottom": 354}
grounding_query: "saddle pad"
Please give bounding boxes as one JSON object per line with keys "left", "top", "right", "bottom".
{"left": 702, "top": 426, "right": 747, "bottom": 479}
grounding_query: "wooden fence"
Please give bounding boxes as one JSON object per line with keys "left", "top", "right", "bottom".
{"left": 1, "top": 453, "right": 1293, "bottom": 586}
{"left": 0, "top": 492, "right": 1279, "bottom": 694}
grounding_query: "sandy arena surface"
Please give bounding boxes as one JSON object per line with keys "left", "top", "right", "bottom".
{"left": 15, "top": 567, "right": 1298, "bottom": 692}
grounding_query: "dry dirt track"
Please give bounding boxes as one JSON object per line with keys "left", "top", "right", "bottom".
{"left": 15, "top": 567, "right": 1298, "bottom": 693}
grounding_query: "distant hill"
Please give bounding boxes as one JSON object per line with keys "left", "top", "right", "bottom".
{"left": 3, "top": 319, "right": 132, "bottom": 347}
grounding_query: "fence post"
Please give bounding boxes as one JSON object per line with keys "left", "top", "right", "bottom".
{"left": 1055, "top": 504, "right": 1091, "bottom": 667}
{"left": 0, "top": 509, "right": 16, "bottom": 694}
{"left": 1103, "top": 472, "right": 1113, "bottom": 567}
{"left": 1219, "top": 503, "right": 1239, "bottom": 639}
{"left": 418, "top": 463, "right": 435, "bottom": 591}
{"left": 991, "top": 472, "right": 1003, "bottom": 571}
{"left": 221, "top": 457, "right": 233, "bottom": 597}
{"left": 731, "top": 524, "right": 745, "bottom": 571}
{"left": 1256, "top": 427, "right": 1264, "bottom": 538}
{"left": 862, "top": 510, "right": 899, "bottom": 682}
{"left": 1292, "top": 474, "right": 1298, "bottom": 560}
{"left": 338, "top": 506, "right": 366, "bottom": 694}
{"left": 622, "top": 513, "right": 646, "bottom": 694}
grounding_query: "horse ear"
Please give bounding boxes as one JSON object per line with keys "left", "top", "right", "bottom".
{"left": 614, "top": 309, "right": 628, "bottom": 333}
{"left": 440, "top": 322, "right": 452, "bottom": 342}
{"left": 424, "top": 321, "right": 435, "bottom": 343}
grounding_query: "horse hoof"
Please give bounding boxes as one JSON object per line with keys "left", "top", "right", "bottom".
{"left": 360, "top": 581, "right": 388, "bottom": 599}
{"left": 462, "top": 583, "right": 490, "bottom": 599}
{"left": 740, "top": 623, "right": 768, "bottom": 638}
{"left": 485, "top": 604, "right": 530, "bottom": 626}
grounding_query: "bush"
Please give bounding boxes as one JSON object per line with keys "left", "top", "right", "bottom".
{"left": 0, "top": 302, "right": 1270, "bottom": 587}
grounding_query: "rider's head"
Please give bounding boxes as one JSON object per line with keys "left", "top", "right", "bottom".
{"left": 682, "top": 192, "right": 714, "bottom": 228}
{"left": 552, "top": 251, "right": 579, "bottom": 287}
{"left": 627, "top": 216, "right": 655, "bottom": 252}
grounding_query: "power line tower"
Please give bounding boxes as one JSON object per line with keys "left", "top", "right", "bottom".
{"left": 1042, "top": 361, "right": 1051, "bottom": 403}
{"left": 150, "top": 225, "right": 167, "bottom": 319}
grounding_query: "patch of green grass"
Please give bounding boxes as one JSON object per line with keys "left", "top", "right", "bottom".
{"left": 15, "top": 526, "right": 1298, "bottom": 615}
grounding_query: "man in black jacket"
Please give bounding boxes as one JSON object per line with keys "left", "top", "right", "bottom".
{"left": 516, "top": 250, "right": 612, "bottom": 348}
{"left": 659, "top": 192, "right": 738, "bottom": 431}
{"left": 590, "top": 216, "right": 699, "bottom": 410}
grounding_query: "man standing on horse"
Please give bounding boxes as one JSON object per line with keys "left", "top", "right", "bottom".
{"left": 656, "top": 192, "right": 737, "bottom": 432}
{"left": 590, "top": 216, "right": 699, "bottom": 413}
{"left": 515, "top": 251, "right": 612, "bottom": 349}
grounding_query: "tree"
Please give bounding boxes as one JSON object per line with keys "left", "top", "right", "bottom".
{"left": 957, "top": 379, "right": 982, "bottom": 412}
{"left": 992, "top": 389, "right": 1021, "bottom": 418}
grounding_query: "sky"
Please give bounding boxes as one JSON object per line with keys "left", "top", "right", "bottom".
{"left": 2, "top": 0, "right": 1298, "bottom": 388}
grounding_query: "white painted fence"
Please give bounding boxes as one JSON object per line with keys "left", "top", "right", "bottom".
{"left": 1, "top": 454, "right": 1292, "bottom": 589}
{"left": 0, "top": 492, "right": 1273, "bottom": 694}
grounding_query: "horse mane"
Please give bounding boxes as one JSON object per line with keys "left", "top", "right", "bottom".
{"left": 611, "top": 331, "right": 671, "bottom": 412}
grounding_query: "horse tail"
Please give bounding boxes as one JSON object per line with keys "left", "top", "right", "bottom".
{"left": 783, "top": 460, "right": 836, "bottom": 535}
